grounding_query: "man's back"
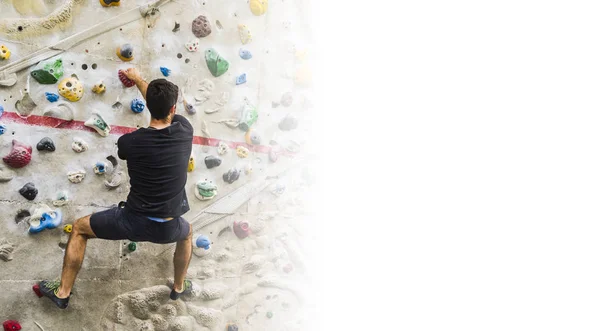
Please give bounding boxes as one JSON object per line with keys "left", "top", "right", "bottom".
{"left": 117, "top": 114, "right": 193, "bottom": 218}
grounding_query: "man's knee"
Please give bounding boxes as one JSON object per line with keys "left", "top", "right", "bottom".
{"left": 73, "top": 215, "right": 94, "bottom": 237}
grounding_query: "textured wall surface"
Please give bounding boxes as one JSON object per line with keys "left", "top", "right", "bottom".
{"left": 0, "top": 0, "right": 315, "bottom": 329}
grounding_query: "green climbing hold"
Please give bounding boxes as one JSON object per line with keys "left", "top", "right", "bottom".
{"left": 238, "top": 103, "right": 258, "bottom": 132}
{"left": 128, "top": 242, "right": 137, "bottom": 252}
{"left": 31, "top": 58, "right": 64, "bottom": 84}
{"left": 205, "top": 48, "right": 229, "bottom": 77}
{"left": 266, "top": 311, "right": 273, "bottom": 319}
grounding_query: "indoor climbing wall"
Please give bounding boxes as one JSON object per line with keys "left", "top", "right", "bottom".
{"left": 0, "top": 0, "right": 315, "bottom": 329}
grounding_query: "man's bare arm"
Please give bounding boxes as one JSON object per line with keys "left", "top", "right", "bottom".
{"left": 123, "top": 68, "right": 148, "bottom": 100}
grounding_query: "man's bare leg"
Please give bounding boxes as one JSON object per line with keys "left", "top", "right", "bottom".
{"left": 56, "top": 215, "right": 97, "bottom": 298}
{"left": 173, "top": 224, "right": 193, "bottom": 292}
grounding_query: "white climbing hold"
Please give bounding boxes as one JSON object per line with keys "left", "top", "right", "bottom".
{"left": 44, "top": 102, "right": 74, "bottom": 121}
{"left": 71, "top": 137, "right": 88, "bottom": 153}
{"left": 67, "top": 170, "right": 86, "bottom": 183}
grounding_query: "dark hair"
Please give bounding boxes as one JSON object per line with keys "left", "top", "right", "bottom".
{"left": 146, "top": 79, "right": 179, "bottom": 120}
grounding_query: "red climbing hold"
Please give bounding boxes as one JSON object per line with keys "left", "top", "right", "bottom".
{"left": 118, "top": 69, "right": 135, "bottom": 87}
{"left": 233, "top": 221, "right": 251, "bottom": 239}
{"left": 32, "top": 284, "right": 43, "bottom": 298}
{"left": 2, "top": 140, "right": 32, "bottom": 168}
{"left": 2, "top": 320, "right": 21, "bottom": 331}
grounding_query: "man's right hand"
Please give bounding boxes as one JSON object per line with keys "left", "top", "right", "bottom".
{"left": 123, "top": 68, "right": 142, "bottom": 83}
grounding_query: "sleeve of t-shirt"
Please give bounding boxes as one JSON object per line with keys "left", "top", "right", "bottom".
{"left": 117, "top": 134, "right": 129, "bottom": 160}
{"left": 172, "top": 114, "right": 194, "bottom": 136}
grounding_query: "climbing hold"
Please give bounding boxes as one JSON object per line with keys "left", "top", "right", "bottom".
{"left": 266, "top": 311, "right": 273, "bottom": 319}
{"left": 183, "top": 98, "right": 196, "bottom": 114}
{"left": 94, "top": 161, "right": 113, "bottom": 175}
{"left": 160, "top": 66, "right": 171, "bottom": 77}
{"left": 53, "top": 191, "right": 69, "bottom": 206}
{"left": 0, "top": 165, "right": 14, "bottom": 182}
{"left": 58, "top": 74, "right": 84, "bottom": 102}
{"left": 236, "top": 146, "right": 249, "bottom": 158}
{"left": 92, "top": 82, "right": 106, "bottom": 94}
{"left": 239, "top": 48, "right": 252, "bottom": 60}
{"left": 106, "top": 155, "right": 118, "bottom": 168}
{"left": 85, "top": 112, "right": 111, "bottom": 137}
{"left": 249, "top": 0, "right": 268, "bottom": 16}
{"left": 3, "top": 140, "right": 32, "bottom": 168}
{"left": 233, "top": 221, "right": 250, "bottom": 239}
{"left": 71, "top": 137, "right": 88, "bottom": 153}
{"left": 280, "top": 92, "right": 293, "bottom": 107}
{"left": 15, "top": 210, "right": 30, "bottom": 224}
{"left": 244, "top": 163, "right": 253, "bottom": 175}
{"left": 19, "top": 182, "right": 38, "bottom": 200}
{"left": 205, "top": 48, "right": 229, "bottom": 77}
{"left": 0, "top": 105, "right": 3, "bottom": 118}
{"left": 105, "top": 170, "right": 124, "bottom": 189}
{"left": 2, "top": 320, "right": 21, "bottom": 331}
{"left": 295, "top": 66, "right": 312, "bottom": 86}
{"left": 195, "top": 235, "right": 211, "bottom": 250}
{"left": 173, "top": 21, "right": 180, "bottom": 32}
{"left": 236, "top": 73, "right": 247, "bottom": 85}
{"left": 15, "top": 92, "right": 37, "bottom": 117}
{"left": 32, "top": 284, "right": 43, "bottom": 297}
{"left": 128, "top": 242, "right": 137, "bottom": 252}
{"left": 185, "top": 39, "right": 200, "bottom": 52}
{"left": 238, "top": 24, "right": 252, "bottom": 44}
{"left": 63, "top": 224, "right": 73, "bottom": 233}
{"left": 0, "top": 125, "right": 5, "bottom": 135}
{"left": 130, "top": 98, "right": 145, "bottom": 113}
{"left": 269, "top": 148, "right": 279, "bottom": 162}
{"left": 36, "top": 137, "right": 55, "bottom": 151}
{"left": 283, "top": 263, "right": 294, "bottom": 273}
{"left": 67, "top": 170, "right": 86, "bottom": 183}
{"left": 226, "top": 324, "right": 238, "bottom": 331}
{"left": 279, "top": 114, "right": 298, "bottom": 131}
{"left": 194, "top": 179, "right": 218, "bottom": 200}
{"left": 118, "top": 70, "right": 135, "bottom": 87}
{"left": 204, "top": 155, "right": 222, "bottom": 169}
{"left": 245, "top": 130, "right": 261, "bottom": 145}
{"left": 116, "top": 43, "right": 134, "bottom": 61}
{"left": 238, "top": 103, "right": 258, "bottom": 132}
{"left": 0, "top": 45, "right": 11, "bottom": 60}
{"left": 31, "top": 58, "right": 64, "bottom": 84}
{"left": 43, "top": 102, "right": 74, "bottom": 121}
{"left": 99, "top": 0, "right": 120, "bottom": 7}
{"left": 217, "top": 141, "right": 229, "bottom": 155}
{"left": 45, "top": 92, "right": 59, "bottom": 102}
{"left": 223, "top": 168, "right": 241, "bottom": 184}
{"left": 188, "top": 157, "right": 195, "bottom": 172}
{"left": 29, "top": 209, "right": 63, "bottom": 234}
{"left": 192, "top": 15, "right": 212, "bottom": 38}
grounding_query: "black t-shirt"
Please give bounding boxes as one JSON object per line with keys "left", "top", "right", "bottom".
{"left": 117, "top": 114, "right": 193, "bottom": 218}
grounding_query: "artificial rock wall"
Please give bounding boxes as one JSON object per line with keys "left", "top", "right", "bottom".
{"left": 0, "top": 0, "right": 315, "bottom": 330}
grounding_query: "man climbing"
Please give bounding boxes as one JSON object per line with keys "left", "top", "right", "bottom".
{"left": 37, "top": 68, "right": 195, "bottom": 309}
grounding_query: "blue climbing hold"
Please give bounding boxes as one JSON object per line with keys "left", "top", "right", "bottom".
{"left": 195, "top": 235, "right": 211, "bottom": 250}
{"left": 29, "top": 209, "right": 63, "bottom": 234}
{"left": 45, "top": 92, "right": 59, "bottom": 103}
{"left": 0, "top": 105, "right": 4, "bottom": 118}
{"left": 236, "top": 73, "right": 247, "bottom": 85}
{"left": 160, "top": 66, "right": 171, "bottom": 77}
{"left": 0, "top": 124, "right": 5, "bottom": 135}
{"left": 239, "top": 48, "right": 252, "bottom": 60}
{"left": 130, "top": 98, "right": 145, "bottom": 114}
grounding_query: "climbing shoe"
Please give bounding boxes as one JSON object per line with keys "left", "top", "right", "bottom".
{"left": 170, "top": 279, "right": 193, "bottom": 300}
{"left": 38, "top": 280, "right": 69, "bottom": 309}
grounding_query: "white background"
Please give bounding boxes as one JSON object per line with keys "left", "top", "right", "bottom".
{"left": 312, "top": 0, "right": 600, "bottom": 330}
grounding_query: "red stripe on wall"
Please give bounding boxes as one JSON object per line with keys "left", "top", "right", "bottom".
{"left": 0, "top": 111, "right": 290, "bottom": 156}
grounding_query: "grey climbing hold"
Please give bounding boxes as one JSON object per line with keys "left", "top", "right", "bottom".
{"left": 19, "top": 182, "right": 38, "bottom": 200}
{"left": 15, "top": 210, "right": 31, "bottom": 224}
{"left": 278, "top": 114, "right": 298, "bottom": 131}
{"left": 223, "top": 168, "right": 241, "bottom": 184}
{"left": 0, "top": 165, "right": 15, "bottom": 182}
{"left": 44, "top": 102, "right": 74, "bottom": 121}
{"left": 280, "top": 92, "right": 293, "bottom": 107}
{"left": 15, "top": 92, "right": 37, "bottom": 117}
{"left": 204, "top": 155, "right": 222, "bottom": 169}
{"left": 172, "top": 21, "right": 180, "bottom": 32}
{"left": 192, "top": 15, "right": 211, "bottom": 38}
{"left": 36, "top": 137, "right": 55, "bottom": 152}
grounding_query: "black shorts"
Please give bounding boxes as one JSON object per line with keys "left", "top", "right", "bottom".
{"left": 89, "top": 204, "right": 190, "bottom": 243}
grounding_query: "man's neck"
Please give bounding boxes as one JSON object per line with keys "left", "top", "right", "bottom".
{"left": 149, "top": 118, "right": 172, "bottom": 130}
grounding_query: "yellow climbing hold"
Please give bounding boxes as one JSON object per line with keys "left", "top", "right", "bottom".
{"left": 249, "top": 0, "right": 268, "bottom": 16}
{"left": 99, "top": 0, "right": 120, "bottom": 7}
{"left": 0, "top": 45, "right": 11, "bottom": 60}
{"left": 63, "top": 224, "right": 73, "bottom": 233}
{"left": 92, "top": 82, "right": 106, "bottom": 94}
{"left": 238, "top": 24, "right": 252, "bottom": 45}
{"left": 58, "top": 75, "right": 84, "bottom": 102}
{"left": 188, "top": 157, "right": 195, "bottom": 172}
